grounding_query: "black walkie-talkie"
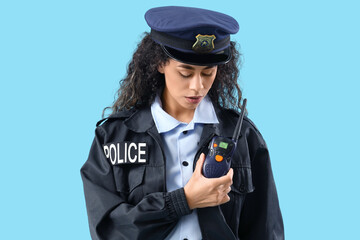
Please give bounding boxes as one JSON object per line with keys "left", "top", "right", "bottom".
{"left": 202, "top": 99, "right": 247, "bottom": 178}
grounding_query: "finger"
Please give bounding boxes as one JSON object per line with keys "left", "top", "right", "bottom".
{"left": 220, "top": 194, "right": 231, "bottom": 205}
{"left": 195, "top": 153, "right": 206, "bottom": 173}
{"left": 213, "top": 171, "right": 233, "bottom": 185}
{"left": 227, "top": 168, "right": 234, "bottom": 179}
{"left": 225, "top": 168, "right": 234, "bottom": 185}
{"left": 218, "top": 185, "right": 229, "bottom": 194}
{"left": 223, "top": 182, "right": 232, "bottom": 190}
{"left": 220, "top": 185, "right": 231, "bottom": 194}
{"left": 228, "top": 168, "right": 233, "bottom": 184}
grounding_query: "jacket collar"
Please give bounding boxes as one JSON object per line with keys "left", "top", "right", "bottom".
{"left": 124, "top": 107, "right": 155, "bottom": 133}
{"left": 214, "top": 104, "right": 242, "bottom": 139}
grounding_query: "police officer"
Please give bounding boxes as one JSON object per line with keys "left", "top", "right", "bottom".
{"left": 81, "top": 6, "right": 284, "bottom": 240}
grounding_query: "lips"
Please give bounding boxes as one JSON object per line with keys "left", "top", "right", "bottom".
{"left": 185, "top": 96, "right": 203, "bottom": 104}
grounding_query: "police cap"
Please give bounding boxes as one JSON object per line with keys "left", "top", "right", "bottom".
{"left": 145, "top": 6, "right": 239, "bottom": 66}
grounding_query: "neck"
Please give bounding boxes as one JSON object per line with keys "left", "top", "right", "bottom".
{"left": 161, "top": 92, "right": 195, "bottom": 124}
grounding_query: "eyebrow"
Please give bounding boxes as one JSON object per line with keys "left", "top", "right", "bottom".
{"left": 177, "top": 64, "right": 214, "bottom": 70}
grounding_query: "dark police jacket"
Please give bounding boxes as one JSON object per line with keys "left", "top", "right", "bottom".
{"left": 81, "top": 105, "right": 284, "bottom": 240}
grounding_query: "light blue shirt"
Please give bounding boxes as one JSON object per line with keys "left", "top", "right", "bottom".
{"left": 151, "top": 95, "right": 219, "bottom": 240}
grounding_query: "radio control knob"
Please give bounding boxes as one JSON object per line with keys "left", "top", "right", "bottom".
{"left": 215, "top": 155, "right": 223, "bottom": 162}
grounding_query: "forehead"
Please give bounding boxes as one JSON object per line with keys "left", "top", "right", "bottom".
{"left": 169, "top": 59, "right": 217, "bottom": 70}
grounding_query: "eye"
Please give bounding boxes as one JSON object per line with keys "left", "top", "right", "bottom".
{"left": 179, "top": 72, "right": 192, "bottom": 78}
{"left": 201, "top": 71, "right": 213, "bottom": 77}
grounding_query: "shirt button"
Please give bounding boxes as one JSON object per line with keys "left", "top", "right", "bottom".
{"left": 182, "top": 161, "right": 189, "bottom": 166}
{"left": 183, "top": 131, "right": 188, "bottom": 134}
{"left": 184, "top": 239, "right": 188, "bottom": 240}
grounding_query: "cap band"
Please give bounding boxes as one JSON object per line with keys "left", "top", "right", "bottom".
{"left": 150, "top": 29, "right": 230, "bottom": 54}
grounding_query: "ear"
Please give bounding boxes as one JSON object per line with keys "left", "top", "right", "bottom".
{"left": 157, "top": 64, "right": 164, "bottom": 74}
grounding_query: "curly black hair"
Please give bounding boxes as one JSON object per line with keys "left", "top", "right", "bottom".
{"left": 104, "top": 32, "right": 243, "bottom": 117}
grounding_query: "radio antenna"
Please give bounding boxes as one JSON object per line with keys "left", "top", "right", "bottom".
{"left": 232, "top": 98, "right": 247, "bottom": 142}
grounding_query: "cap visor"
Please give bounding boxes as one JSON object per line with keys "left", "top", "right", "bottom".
{"left": 162, "top": 45, "right": 231, "bottom": 66}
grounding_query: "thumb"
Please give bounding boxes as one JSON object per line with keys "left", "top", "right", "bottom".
{"left": 195, "top": 153, "right": 206, "bottom": 174}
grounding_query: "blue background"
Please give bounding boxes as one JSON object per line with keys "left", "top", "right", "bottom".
{"left": 1, "top": 0, "right": 359, "bottom": 239}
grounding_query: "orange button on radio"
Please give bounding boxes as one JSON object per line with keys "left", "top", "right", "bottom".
{"left": 215, "top": 155, "right": 223, "bottom": 162}
{"left": 213, "top": 143, "right": 218, "bottom": 148}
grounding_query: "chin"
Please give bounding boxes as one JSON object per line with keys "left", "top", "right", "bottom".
{"left": 183, "top": 102, "right": 199, "bottom": 110}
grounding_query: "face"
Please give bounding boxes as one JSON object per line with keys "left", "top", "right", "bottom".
{"left": 158, "top": 59, "right": 217, "bottom": 113}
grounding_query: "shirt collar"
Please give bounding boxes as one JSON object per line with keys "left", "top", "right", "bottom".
{"left": 151, "top": 95, "right": 219, "bottom": 133}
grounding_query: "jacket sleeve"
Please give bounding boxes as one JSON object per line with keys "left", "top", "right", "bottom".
{"left": 80, "top": 128, "right": 191, "bottom": 240}
{"left": 238, "top": 132, "right": 285, "bottom": 239}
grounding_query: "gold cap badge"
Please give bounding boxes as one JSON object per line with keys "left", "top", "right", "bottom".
{"left": 192, "top": 34, "right": 216, "bottom": 53}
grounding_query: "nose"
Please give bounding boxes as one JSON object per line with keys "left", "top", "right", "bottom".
{"left": 189, "top": 74, "right": 204, "bottom": 92}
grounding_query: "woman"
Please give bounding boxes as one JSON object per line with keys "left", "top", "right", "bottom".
{"left": 81, "top": 6, "right": 284, "bottom": 240}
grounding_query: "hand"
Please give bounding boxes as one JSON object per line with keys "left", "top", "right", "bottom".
{"left": 184, "top": 153, "right": 234, "bottom": 210}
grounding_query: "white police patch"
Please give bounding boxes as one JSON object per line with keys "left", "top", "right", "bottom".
{"left": 103, "top": 142, "right": 148, "bottom": 165}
